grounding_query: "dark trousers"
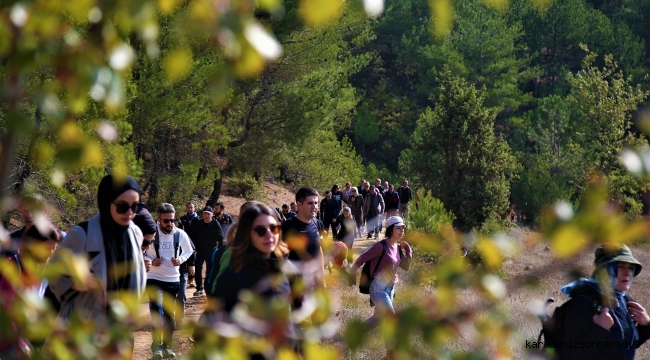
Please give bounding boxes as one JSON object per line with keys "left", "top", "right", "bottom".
{"left": 147, "top": 279, "right": 179, "bottom": 350}
{"left": 195, "top": 252, "right": 208, "bottom": 291}
{"left": 330, "top": 222, "right": 339, "bottom": 240}
{"left": 176, "top": 272, "right": 188, "bottom": 321}
{"left": 323, "top": 219, "right": 338, "bottom": 240}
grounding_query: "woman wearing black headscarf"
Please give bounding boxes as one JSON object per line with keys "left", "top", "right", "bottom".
{"left": 48, "top": 174, "right": 147, "bottom": 325}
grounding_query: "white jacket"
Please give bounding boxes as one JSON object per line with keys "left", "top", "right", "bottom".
{"left": 144, "top": 223, "right": 193, "bottom": 283}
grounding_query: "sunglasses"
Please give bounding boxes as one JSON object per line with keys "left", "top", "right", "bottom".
{"left": 113, "top": 201, "right": 142, "bottom": 214}
{"left": 251, "top": 225, "right": 280, "bottom": 237}
{"left": 160, "top": 218, "right": 175, "bottom": 224}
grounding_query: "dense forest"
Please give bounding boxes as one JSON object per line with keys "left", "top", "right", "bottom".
{"left": 3, "top": 0, "right": 650, "bottom": 230}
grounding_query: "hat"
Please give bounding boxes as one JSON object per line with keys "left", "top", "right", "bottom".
{"left": 133, "top": 207, "right": 157, "bottom": 235}
{"left": 385, "top": 216, "right": 405, "bottom": 228}
{"left": 342, "top": 206, "right": 351, "bottom": 213}
{"left": 370, "top": 185, "right": 376, "bottom": 189}
{"left": 594, "top": 244, "right": 642, "bottom": 277}
{"left": 202, "top": 206, "right": 213, "bottom": 213}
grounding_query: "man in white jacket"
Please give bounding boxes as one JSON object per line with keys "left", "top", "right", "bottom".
{"left": 144, "top": 203, "right": 194, "bottom": 360}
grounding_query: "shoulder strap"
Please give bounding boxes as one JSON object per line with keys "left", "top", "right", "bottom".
{"left": 371, "top": 240, "right": 388, "bottom": 278}
{"left": 173, "top": 232, "right": 181, "bottom": 258}
{"left": 154, "top": 231, "right": 160, "bottom": 258}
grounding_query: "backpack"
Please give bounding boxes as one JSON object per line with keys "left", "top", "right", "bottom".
{"left": 359, "top": 240, "right": 387, "bottom": 294}
{"left": 537, "top": 293, "right": 633, "bottom": 358}
{"left": 153, "top": 231, "right": 182, "bottom": 258}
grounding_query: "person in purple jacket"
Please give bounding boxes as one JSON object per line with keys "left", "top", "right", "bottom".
{"left": 349, "top": 216, "right": 413, "bottom": 329}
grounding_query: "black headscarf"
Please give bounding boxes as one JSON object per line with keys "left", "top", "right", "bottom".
{"left": 97, "top": 174, "right": 141, "bottom": 293}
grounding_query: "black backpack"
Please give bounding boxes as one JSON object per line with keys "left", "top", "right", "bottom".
{"left": 359, "top": 240, "right": 387, "bottom": 294}
{"left": 537, "top": 293, "right": 633, "bottom": 358}
{"left": 153, "top": 231, "right": 182, "bottom": 258}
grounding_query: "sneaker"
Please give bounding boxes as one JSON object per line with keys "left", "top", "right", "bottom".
{"left": 152, "top": 348, "right": 164, "bottom": 360}
{"left": 194, "top": 290, "right": 203, "bottom": 297}
{"left": 367, "top": 234, "right": 372, "bottom": 239}
{"left": 163, "top": 347, "right": 176, "bottom": 358}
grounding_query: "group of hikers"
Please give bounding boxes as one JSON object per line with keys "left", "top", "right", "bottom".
{"left": 0, "top": 175, "right": 415, "bottom": 359}
{"left": 1, "top": 173, "right": 650, "bottom": 360}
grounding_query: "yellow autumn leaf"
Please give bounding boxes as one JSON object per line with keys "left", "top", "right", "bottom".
{"left": 298, "top": 0, "right": 344, "bottom": 28}
{"left": 232, "top": 43, "right": 265, "bottom": 78}
{"left": 164, "top": 48, "right": 193, "bottom": 83}
{"left": 476, "top": 237, "right": 503, "bottom": 270}
{"left": 304, "top": 342, "right": 339, "bottom": 360}
{"left": 82, "top": 141, "right": 104, "bottom": 166}
{"left": 256, "top": 0, "right": 281, "bottom": 11}
{"left": 429, "top": 0, "right": 454, "bottom": 39}
{"left": 66, "top": 0, "right": 95, "bottom": 23}
{"left": 277, "top": 347, "right": 300, "bottom": 360}
{"left": 157, "top": 0, "right": 181, "bottom": 14}
{"left": 58, "top": 122, "right": 83, "bottom": 142}
{"left": 435, "top": 285, "right": 456, "bottom": 314}
{"left": 550, "top": 225, "right": 588, "bottom": 258}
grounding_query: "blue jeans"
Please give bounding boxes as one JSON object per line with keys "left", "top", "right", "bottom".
{"left": 147, "top": 279, "right": 179, "bottom": 350}
{"left": 176, "top": 272, "right": 188, "bottom": 321}
{"left": 364, "top": 278, "right": 395, "bottom": 329}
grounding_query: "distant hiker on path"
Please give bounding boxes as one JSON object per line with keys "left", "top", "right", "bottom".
{"left": 398, "top": 180, "right": 413, "bottom": 218}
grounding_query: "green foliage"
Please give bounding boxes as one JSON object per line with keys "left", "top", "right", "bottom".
{"left": 226, "top": 172, "right": 265, "bottom": 201}
{"left": 567, "top": 48, "right": 649, "bottom": 172}
{"left": 364, "top": 162, "right": 396, "bottom": 185}
{"left": 409, "top": 67, "right": 519, "bottom": 231}
{"left": 406, "top": 190, "right": 455, "bottom": 234}
{"left": 354, "top": 103, "right": 379, "bottom": 157}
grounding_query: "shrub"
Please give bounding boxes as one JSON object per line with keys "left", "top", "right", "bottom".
{"left": 227, "top": 172, "right": 265, "bottom": 200}
{"left": 407, "top": 190, "right": 455, "bottom": 235}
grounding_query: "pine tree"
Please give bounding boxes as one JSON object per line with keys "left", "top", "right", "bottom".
{"left": 410, "top": 67, "right": 518, "bottom": 231}
{"left": 354, "top": 103, "right": 380, "bottom": 158}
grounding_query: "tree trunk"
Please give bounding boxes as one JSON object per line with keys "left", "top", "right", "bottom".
{"left": 206, "top": 178, "right": 222, "bottom": 207}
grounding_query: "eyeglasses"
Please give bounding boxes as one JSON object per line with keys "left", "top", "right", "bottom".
{"left": 251, "top": 225, "right": 280, "bottom": 237}
{"left": 113, "top": 201, "right": 142, "bottom": 214}
{"left": 161, "top": 218, "right": 175, "bottom": 224}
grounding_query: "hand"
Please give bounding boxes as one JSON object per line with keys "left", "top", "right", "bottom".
{"left": 400, "top": 241, "right": 410, "bottom": 250}
{"left": 593, "top": 307, "right": 614, "bottom": 329}
{"left": 628, "top": 302, "right": 650, "bottom": 325}
{"left": 152, "top": 258, "right": 162, "bottom": 267}
{"left": 171, "top": 257, "right": 181, "bottom": 266}
{"left": 188, "top": 266, "right": 195, "bottom": 276}
{"left": 144, "top": 258, "right": 152, "bottom": 272}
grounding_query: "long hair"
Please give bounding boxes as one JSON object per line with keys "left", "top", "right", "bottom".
{"left": 230, "top": 203, "right": 288, "bottom": 272}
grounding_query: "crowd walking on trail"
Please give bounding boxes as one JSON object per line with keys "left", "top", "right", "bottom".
{"left": 2, "top": 173, "right": 649, "bottom": 360}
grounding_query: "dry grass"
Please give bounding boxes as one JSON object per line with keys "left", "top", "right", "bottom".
{"left": 324, "top": 227, "right": 650, "bottom": 359}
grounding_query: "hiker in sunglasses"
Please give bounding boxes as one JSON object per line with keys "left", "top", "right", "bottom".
{"left": 47, "top": 174, "right": 147, "bottom": 356}
{"left": 204, "top": 203, "right": 295, "bottom": 352}
{"left": 143, "top": 203, "right": 194, "bottom": 360}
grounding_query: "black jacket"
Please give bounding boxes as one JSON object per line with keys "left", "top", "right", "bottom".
{"left": 190, "top": 219, "right": 224, "bottom": 254}
{"left": 320, "top": 198, "right": 341, "bottom": 223}
{"left": 561, "top": 281, "right": 650, "bottom": 360}
{"left": 398, "top": 186, "right": 413, "bottom": 204}
{"left": 209, "top": 249, "right": 290, "bottom": 313}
